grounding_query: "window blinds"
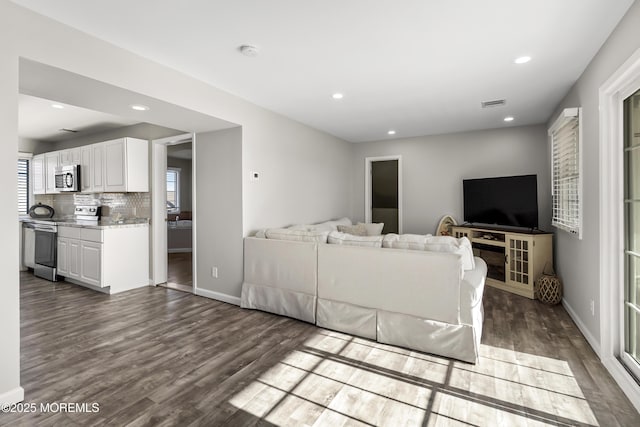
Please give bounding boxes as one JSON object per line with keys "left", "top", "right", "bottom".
{"left": 18, "top": 158, "right": 29, "bottom": 215}
{"left": 549, "top": 108, "right": 581, "bottom": 237}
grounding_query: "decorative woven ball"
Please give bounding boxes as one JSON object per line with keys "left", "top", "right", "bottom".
{"left": 536, "top": 273, "right": 562, "bottom": 305}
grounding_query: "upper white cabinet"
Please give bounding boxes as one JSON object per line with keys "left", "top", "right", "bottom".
{"left": 32, "top": 154, "right": 46, "bottom": 195}
{"left": 44, "top": 152, "right": 60, "bottom": 194}
{"left": 103, "top": 138, "right": 149, "bottom": 192}
{"left": 60, "top": 147, "right": 81, "bottom": 165}
{"left": 32, "top": 137, "right": 148, "bottom": 194}
{"left": 81, "top": 143, "right": 105, "bottom": 193}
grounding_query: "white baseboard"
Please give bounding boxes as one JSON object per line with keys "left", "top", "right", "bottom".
{"left": 168, "top": 248, "right": 192, "bottom": 253}
{"left": 0, "top": 386, "right": 24, "bottom": 405}
{"left": 562, "top": 298, "right": 601, "bottom": 357}
{"left": 195, "top": 287, "right": 240, "bottom": 306}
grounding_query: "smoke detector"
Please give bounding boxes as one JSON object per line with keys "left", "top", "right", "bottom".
{"left": 239, "top": 45, "right": 259, "bottom": 57}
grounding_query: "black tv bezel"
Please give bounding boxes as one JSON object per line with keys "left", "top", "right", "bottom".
{"left": 462, "top": 174, "right": 539, "bottom": 230}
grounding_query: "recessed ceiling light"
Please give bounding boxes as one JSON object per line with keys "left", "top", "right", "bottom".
{"left": 504, "top": 116, "right": 515, "bottom": 122}
{"left": 51, "top": 104, "right": 64, "bottom": 109}
{"left": 332, "top": 93, "right": 344, "bottom": 100}
{"left": 388, "top": 130, "right": 396, "bottom": 135}
{"left": 131, "top": 104, "right": 150, "bottom": 111}
{"left": 514, "top": 56, "right": 531, "bottom": 64}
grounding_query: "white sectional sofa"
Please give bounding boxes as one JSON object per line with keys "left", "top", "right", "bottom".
{"left": 241, "top": 219, "right": 487, "bottom": 363}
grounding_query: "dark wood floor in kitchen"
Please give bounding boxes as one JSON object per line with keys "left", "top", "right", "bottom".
{"left": 3, "top": 272, "right": 639, "bottom": 426}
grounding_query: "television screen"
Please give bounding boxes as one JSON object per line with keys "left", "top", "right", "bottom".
{"left": 463, "top": 174, "right": 538, "bottom": 229}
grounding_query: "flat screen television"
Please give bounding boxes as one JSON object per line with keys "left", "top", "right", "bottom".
{"left": 463, "top": 174, "right": 538, "bottom": 229}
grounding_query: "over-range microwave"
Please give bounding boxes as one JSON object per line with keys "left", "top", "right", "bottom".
{"left": 54, "top": 164, "right": 80, "bottom": 192}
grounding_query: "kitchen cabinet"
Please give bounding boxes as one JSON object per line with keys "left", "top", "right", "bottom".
{"left": 23, "top": 225, "right": 35, "bottom": 269}
{"left": 80, "top": 143, "right": 105, "bottom": 193}
{"left": 57, "top": 224, "right": 149, "bottom": 293}
{"left": 32, "top": 154, "right": 46, "bottom": 195}
{"left": 44, "top": 152, "right": 60, "bottom": 194}
{"left": 80, "top": 146, "right": 92, "bottom": 192}
{"left": 57, "top": 237, "right": 81, "bottom": 279}
{"left": 80, "top": 241, "right": 102, "bottom": 287}
{"left": 103, "top": 137, "right": 149, "bottom": 192}
{"left": 32, "top": 137, "right": 148, "bottom": 194}
{"left": 57, "top": 237, "right": 69, "bottom": 276}
{"left": 60, "top": 147, "right": 81, "bottom": 165}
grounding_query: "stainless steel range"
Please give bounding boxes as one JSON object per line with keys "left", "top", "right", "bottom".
{"left": 32, "top": 220, "right": 58, "bottom": 281}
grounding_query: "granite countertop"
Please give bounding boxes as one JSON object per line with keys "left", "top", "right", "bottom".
{"left": 21, "top": 217, "right": 149, "bottom": 230}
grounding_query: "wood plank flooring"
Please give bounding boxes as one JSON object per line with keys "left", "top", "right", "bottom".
{"left": 162, "top": 252, "right": 193, "bottom": 293}
{"left": 2, "top": 272, "right": 639, "bottom": 426}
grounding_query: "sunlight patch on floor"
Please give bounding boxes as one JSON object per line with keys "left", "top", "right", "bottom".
{"left": 229, "top": 331, "right": 600, "bottom": 426}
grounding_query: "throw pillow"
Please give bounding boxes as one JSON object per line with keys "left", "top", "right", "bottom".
{"left": 337, "top": 223, "right": 368, "bottom": 236}
{"left": 357, "top": 222, "right": 384, "bottom": 236}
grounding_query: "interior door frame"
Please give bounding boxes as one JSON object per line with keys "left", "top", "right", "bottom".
{"left": 151, "top": 133, "right": 196, "bottom": 294}
{"left": 364, "top": 155, "right": 402, "bottom": 233}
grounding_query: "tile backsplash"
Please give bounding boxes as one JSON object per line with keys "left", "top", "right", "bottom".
{"left": 34, "top": 192, "right": 150, "bottom": 219}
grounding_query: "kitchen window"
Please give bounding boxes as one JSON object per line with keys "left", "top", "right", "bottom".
{"left": 18, "top": 154, "right": 31, "bottom": 215}
{"left": 166, "top": 167, "right": 180, "bottom": 214}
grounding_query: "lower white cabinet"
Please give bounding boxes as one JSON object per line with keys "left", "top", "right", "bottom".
{"left": 23, "top": 226, "right": 35, "bottom": 269}
{"left": 57, "top": 225, "right": 148, "bottom": 293}
{"left": 57, "top": 238, "right": 69, "bottom": 276}
{"left": 80, "top": 241, "right": 102, "bottom": 287}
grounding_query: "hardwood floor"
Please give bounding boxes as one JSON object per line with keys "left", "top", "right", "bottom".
{"left": 162, "top": 252, "right": 193, "bottom": 293}
{"left": 2, "top": 272, "right": 639, "bottom": 426}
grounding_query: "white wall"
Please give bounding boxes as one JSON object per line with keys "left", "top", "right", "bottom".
{"left": 351, "top": 125, "right": 551, "bottom": 234}
{"left": 549, "top": 0, "right": 640, "bottom": 348}
{"left": 0, "top": 0, "right": 354, "bottom": 397}
{"left": 0, "top": 8, "right": 22, "bottom": 402}
{"left": 195, "top": 128, "right": 243, "bottom": 300}
{"left": 18, "top": 137, "right": 44, "bottom": 153}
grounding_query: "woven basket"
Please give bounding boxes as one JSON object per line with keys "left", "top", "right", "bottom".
{"left": 536, "top": 270, "right": 562, "bottom": 305}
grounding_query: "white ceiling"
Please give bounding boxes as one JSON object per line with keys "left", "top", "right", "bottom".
{"left": 13, "top": 0, "right": 635, "bottom": 142}
{"left": 19, "top": 94, "right": 139, "bottom": 142}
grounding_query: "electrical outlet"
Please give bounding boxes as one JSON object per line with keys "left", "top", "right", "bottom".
{"left": 590, "top": 300, "right": 595, "bottom": 316}
{"left": 211, "top": 267, "right": 218, "bottom": 278}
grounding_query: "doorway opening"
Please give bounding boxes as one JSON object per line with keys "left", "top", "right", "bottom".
{"left": 164, "top": 140, "right": 193, "bottom": 293}
{"left": 365, "top": 156, "right": 402, "bottom": 234}
{"left": 151, "top": 134, "right": 195, "bottom": 294}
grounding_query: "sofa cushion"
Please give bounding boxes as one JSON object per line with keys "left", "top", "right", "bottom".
{"left": 424, "top": 236, "right": 475, "bottom": 270}
{"left": 382, "top": 233, "right": 432, "bottom": 249}
{"left": 357, "top": 222, "right": 384, "bottom": 236}
{"left": 265, "top": 228, "right": 330, "bottom": 243}
{"left": 337, "top": 223, "right": 368, "bottom": 236}
{"left": 328, "top": 231, "right": 384, "bottom": 247}
{"left": 288, "top": 224, "right": 312, "bottom": 231}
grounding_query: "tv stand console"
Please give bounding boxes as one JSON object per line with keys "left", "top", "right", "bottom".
{"left": 451, "top": 225, "right": 553, "bottom": 299}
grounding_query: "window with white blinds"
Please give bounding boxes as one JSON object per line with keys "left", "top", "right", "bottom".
{"left": 549, "top": 107, "right": 582, "bottom": 238}
{"left": 18, "top": 158, "right": 29, "bottom": 215}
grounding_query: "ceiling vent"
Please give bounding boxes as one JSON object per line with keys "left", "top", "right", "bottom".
{"left": 59, "top": 128, "right": 78, "bottom": 133}
{"left": 481, "top": 99, "right": 506, "bottom": 108}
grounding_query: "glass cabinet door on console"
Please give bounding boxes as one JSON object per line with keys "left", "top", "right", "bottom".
{"left": 506, "top": 235, "right": 533, "bottom": 289}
